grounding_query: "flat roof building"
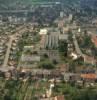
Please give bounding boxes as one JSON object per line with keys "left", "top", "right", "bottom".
{"left": 39, "top": 29, "right": 48, "bottom": 35}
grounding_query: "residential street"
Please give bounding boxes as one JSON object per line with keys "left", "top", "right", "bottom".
{"left": 2, "top": 26, "right": 27, "bottom": 67}
{"left": 3, "top": 36, "right": 14, "bottom": 67}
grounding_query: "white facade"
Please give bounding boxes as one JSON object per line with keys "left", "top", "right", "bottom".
{"left": 39, "top": 29, "right": 48, "bottom": 35}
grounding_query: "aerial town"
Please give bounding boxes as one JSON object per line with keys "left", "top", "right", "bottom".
{"left": 0, "top": 0, "right": 97, "bottom": 100}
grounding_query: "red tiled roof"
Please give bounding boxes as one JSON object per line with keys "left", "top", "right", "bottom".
{"left": 54, "top": 95, "right": 65, "bottom": 100}
{"left": 92, "top": 35, "right": 97, "bottom": 47}
{"left": 81, "top": 74, "right": 96, "bottom": 79}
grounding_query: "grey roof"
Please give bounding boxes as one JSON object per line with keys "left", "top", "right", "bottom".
{"left": 59, "top": 34, "right": 68, "bottom": 40}
{"left": 21, "top": 55, "right": 40, "bottom": 62}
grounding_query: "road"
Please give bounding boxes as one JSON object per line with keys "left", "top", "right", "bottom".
{"left": 73, "top": 33, "right": 83, "bottom": 56}
{"left": 3, "top": 36, "right": 14, "bottom": 67}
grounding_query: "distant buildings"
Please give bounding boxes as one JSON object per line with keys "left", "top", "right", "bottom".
{"left": 8, "top": 16, "right": 27, "bottom": 24}
{"left": 60, "top": 11, "right": 64, "bottom": 18}
{"left": 68, "top": 14, "right": 73, "bottom": 22}
{"left": 0, "top": 15, "right": 3, "bottom": 24}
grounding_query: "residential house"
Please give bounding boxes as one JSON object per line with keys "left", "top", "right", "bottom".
{"left": 80, "top": 73, "right": 97, "bottom": 82}
{"left": 83, "top": 55, "right": 96, "bottom": 65}
{"left": 91, "top": 35, "right": 97, "bottom": 47}
{"left": 40, "top": 95, "right": 65, "bottom": 100}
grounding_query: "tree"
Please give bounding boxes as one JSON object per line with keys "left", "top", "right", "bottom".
{"left": 59, "top": 40, "right": 68, "bottom": 56}
{"left": 82, "top": 35, "right": 93, "bottom": 48}
{"left": 38, "top": 61, "right": 55, "bottom": 69}
{"left": 4, "top": 95, "right": 11, "bottom": 100}
{"left": 53, "top": 59, "right": 58, "bottom": 65}
{"left": 72, "top": 88, "right": 97, "bottom": 100}
{"left": 69, "top": 61, "right": 76, "bottom": 72}
{"left": 68, "top": 29, "right": 73, "bottom": 41}
{"left": 43, "top": 53, "right": 48, "bottom": 58}
{"left": 33, "top": 35, "right": 40, "bottom": 43}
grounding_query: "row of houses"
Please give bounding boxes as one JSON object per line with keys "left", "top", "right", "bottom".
{"left": 7, "top": 34, "right": 21, "bottom": 67}
{"left": 65, "top": 73, "right": 97, "bottom": 82}
{"left": 0, "top": 36, "right": 8, "bottom": 65}
{"left": 0, "top": 66, "right": 97, "bottom": 85}
{"left": 0, "top": 67, "right": 63, "bottom": 80}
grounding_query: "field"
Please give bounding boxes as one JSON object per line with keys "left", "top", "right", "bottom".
{"left": 0, "top": 78, "right": 49, "bottom": 100}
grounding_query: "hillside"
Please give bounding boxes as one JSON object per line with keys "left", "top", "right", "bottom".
{"left": 0, "top": 0, "right": 97, "bottom": 15}
{"left": 0, "top": 0, "right": 79, "bottom": 10}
